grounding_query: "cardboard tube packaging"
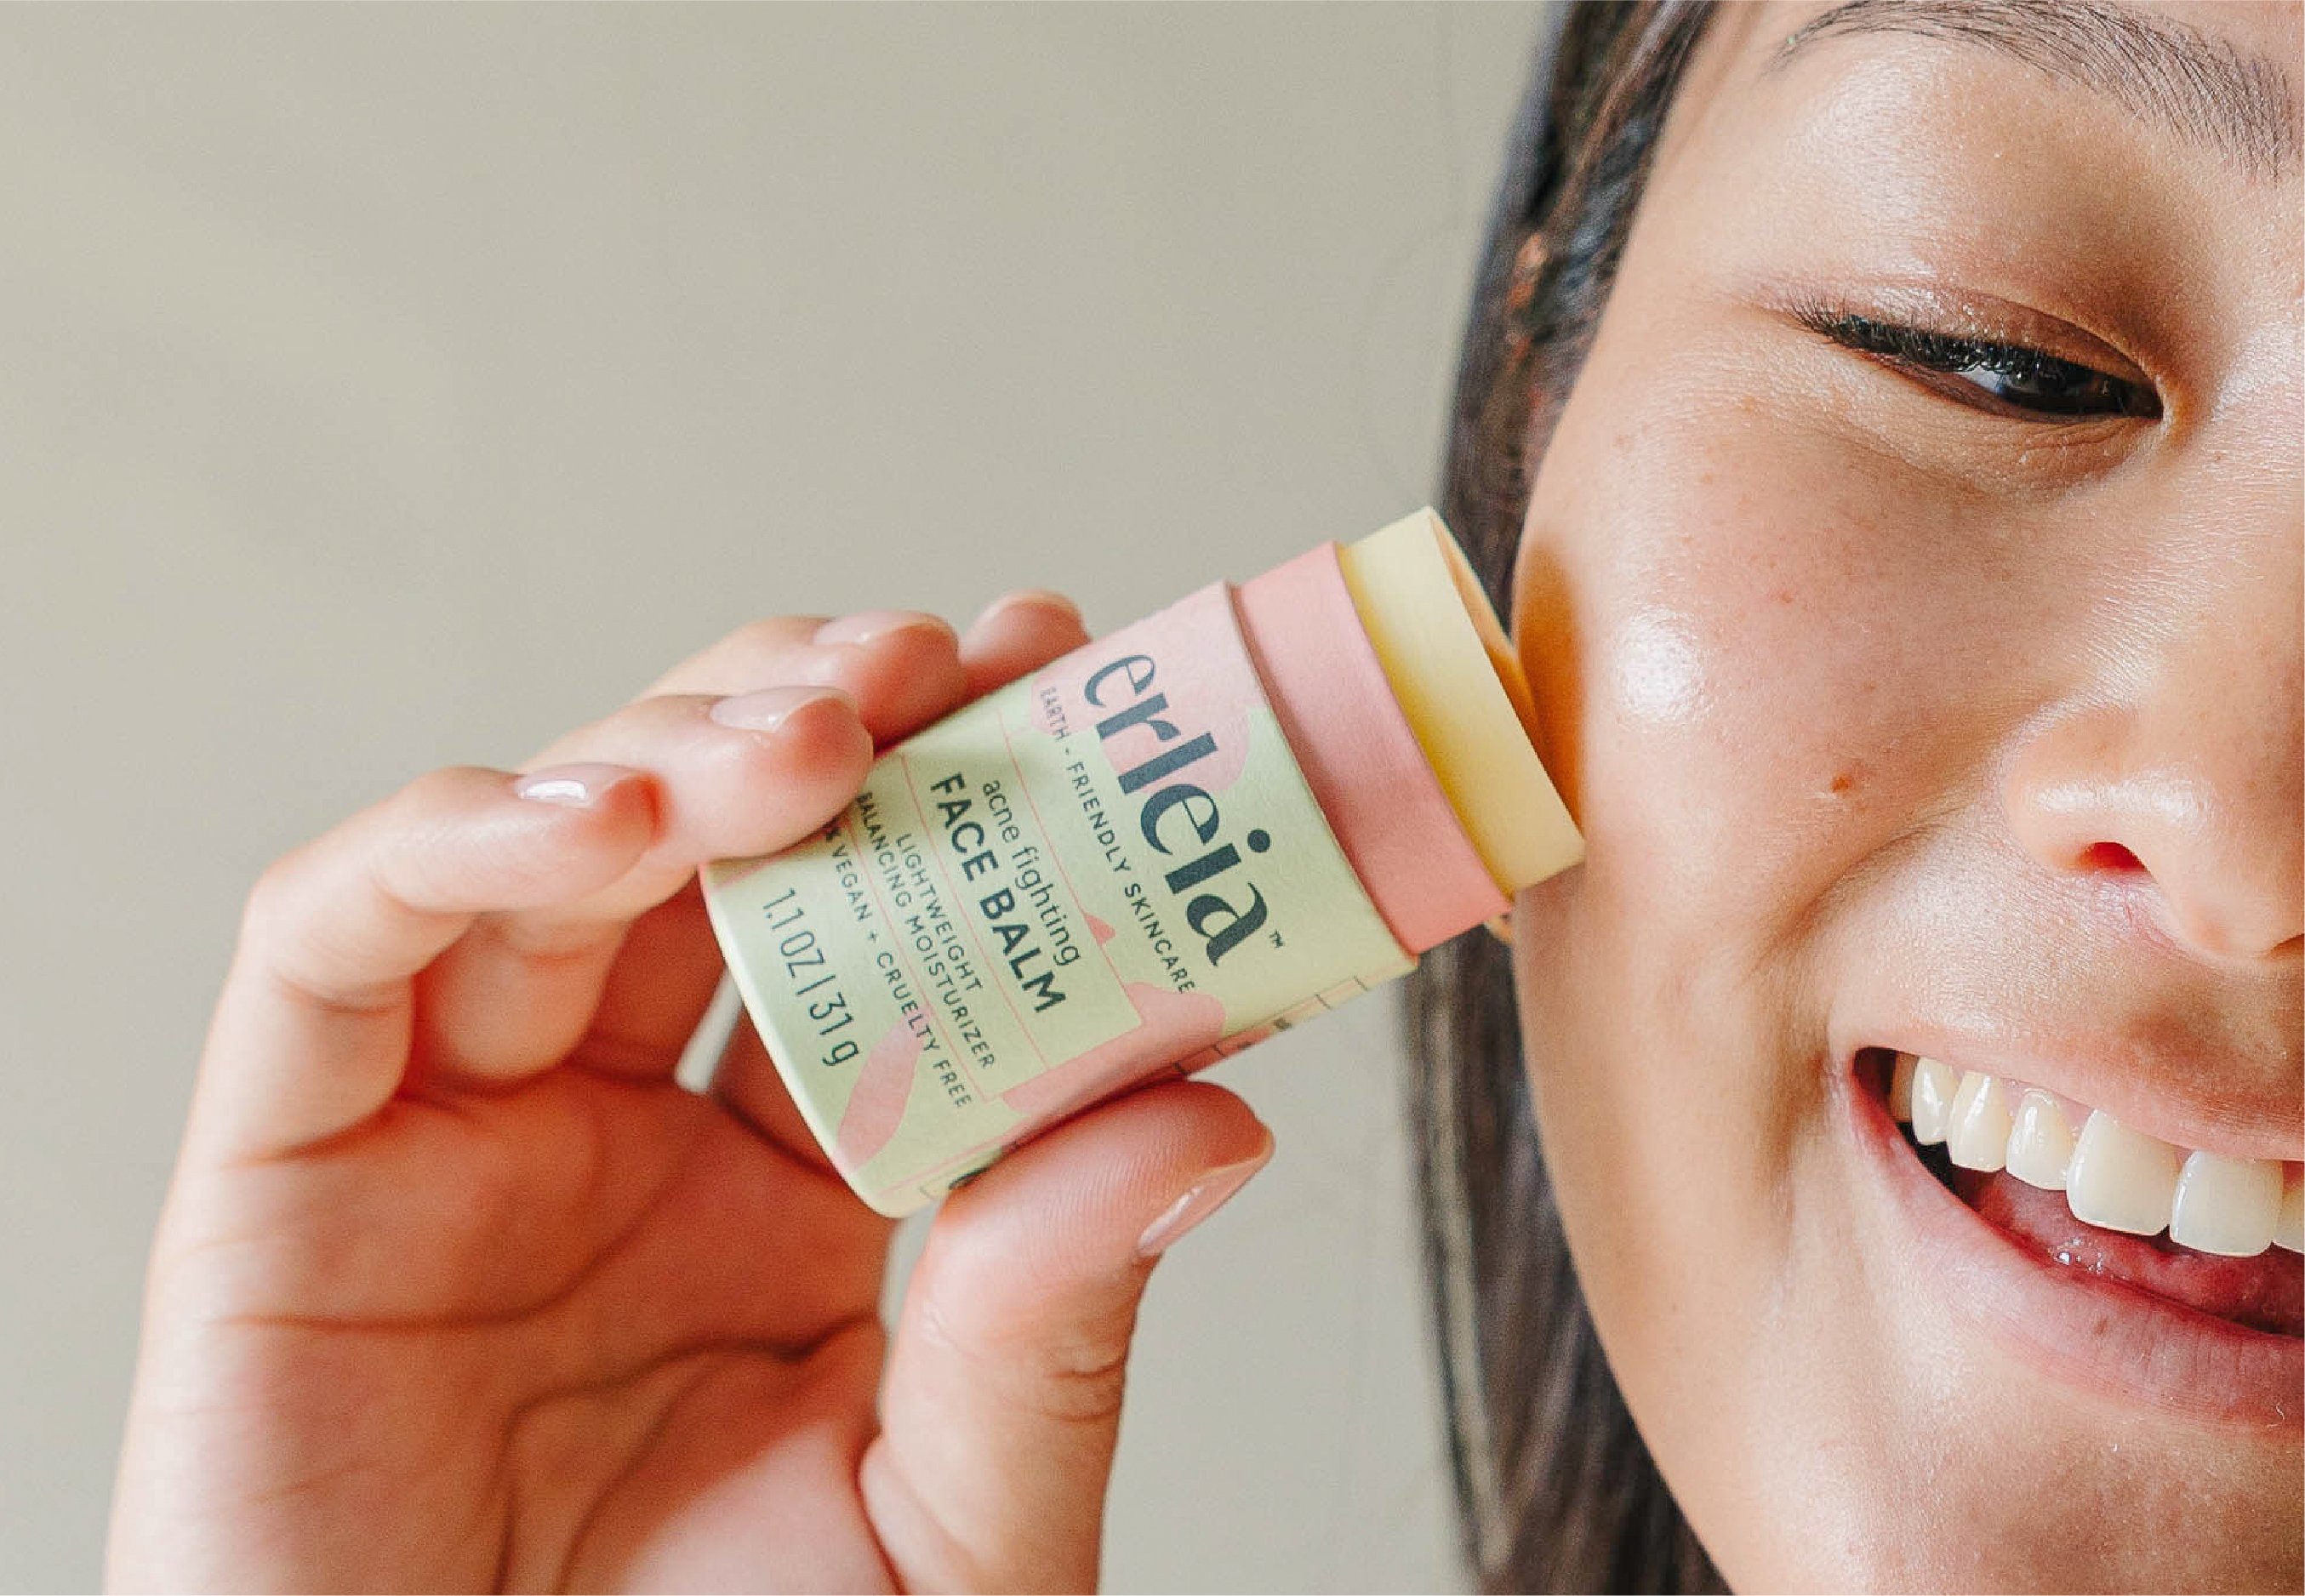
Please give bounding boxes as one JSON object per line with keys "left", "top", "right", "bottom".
{"left": 703, "top": 509, "right": 1582, "bottom": 1215}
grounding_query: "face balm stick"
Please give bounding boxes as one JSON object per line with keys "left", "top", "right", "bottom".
{"left": 703, "top": 509, "right": 1583, "bottom": 1215}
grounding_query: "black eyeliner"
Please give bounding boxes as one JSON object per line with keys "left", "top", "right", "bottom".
{"left": 1789, "top": 305, "right": 2162, "bottom": 421}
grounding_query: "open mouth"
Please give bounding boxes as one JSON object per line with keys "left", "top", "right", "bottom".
{"left": 1855, "top": 1048, "right": 2302, "bottom": 1339}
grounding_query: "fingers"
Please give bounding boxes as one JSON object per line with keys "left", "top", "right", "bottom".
{"left": 193, "top": 763, "right": 660, "bottom": 1161}
{"left": 202, "top": 591, "right": 1098, "bottom": 1162}
{"left": 955, "top": 590, "right": 1091, "bottom": 698}
{"left": 421, "top": 589, "right": 1087, "bottom": 1089}
{"left": 708, "top": 1013, "right": 843, "bottom": 1175}
{"left": 634, "top": 612, "right": 970, "bottom": 747}
{"left": 579, "top": 588, "right": 1090, "bottom": 1099}
{"left": 636, "top": 593, "right": 1089, "bottom": 741}
{"left": 492, "top": 613, "right": 971, "bottom": 1088}
{"left": 562, "top": 875, "right": 730, "bottom": 1082}
{"left": 412, "top": 687, "right": 873, "bottom": 1085}
{"left": 862, "top": 1080, "right": 1273, "bottom": 1592}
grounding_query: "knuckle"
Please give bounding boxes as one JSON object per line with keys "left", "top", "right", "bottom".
{"left": 694, "top": 716, "right": 801, "bottom": 786}
{"left": 595, "top": 693, "right": 701, "bottom": 741}
{"left": 243, "top": 760, "right": 473, "bottom": 935}
{"left": 710, "top": 700, "right": 865, "bottom": 780}
{"left": 1017, "top": 1329, "right": 1133, "bottom": 1428}
{"left": 642, "top": 616, "right": 824, "bottom": 699}
{"left": 381, "top": 764, "right": 588, "bottom": 903}
{"left": 727, "top": 616, "right": 815, "bottom": 659}
{"left": 385, "top": 766, "right": 503, "bottom": 860}
{"left": 915, "top": 1291, "right": 1138, "bottom": 1429}
{"left": 241, "top": 847, "right": 311, "bottom": 938}
{"left": 609, "top": 691, "right": 707, "bottom": 736}
{"left": 398, "top": 764, "right": 484, "bottom": 812}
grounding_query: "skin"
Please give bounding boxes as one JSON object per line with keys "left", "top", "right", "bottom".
{"left": 107, "top": 596, "right": 1274, "bottom": 1590}
{"left": 1506, "top": 2, "right": 2301, "bottom": 1590}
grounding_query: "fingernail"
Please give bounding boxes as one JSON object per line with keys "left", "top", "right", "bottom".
{"left": 709, "top": 684, "right": 855, "bottom": 732}
{"left": 800, "top": 643, "right": 864, "bottom": 686}
{"left": 967, "top": 588, "right": 1081, "bottom": 638}
{"left": 1134, "top": 1143, "right": 1274, "bottom": 1259}
{"left": 512, "top": 761, "right": 636, "bottom": 807}
{"left": 812, "top": 610, "right": 954, "bottom": 648}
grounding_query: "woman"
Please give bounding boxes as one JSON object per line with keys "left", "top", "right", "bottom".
{"left": 111, "top": 0, "right": 2301, "bottom": 1589}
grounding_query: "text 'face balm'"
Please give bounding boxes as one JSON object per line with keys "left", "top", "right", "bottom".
{"left": 701, "top": 509, "right": 1583, "bottom": 1215}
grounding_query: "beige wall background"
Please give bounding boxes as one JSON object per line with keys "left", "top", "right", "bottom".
{"left": 0, "top": 4, "right": 1547, "bottom": 1588}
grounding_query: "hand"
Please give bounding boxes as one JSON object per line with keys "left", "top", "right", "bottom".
{"left": 108, "top": 595, "right": 1275, "bottom": 1593}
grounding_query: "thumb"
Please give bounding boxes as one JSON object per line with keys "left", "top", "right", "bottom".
{"left": 860, "top": 1078, "right": 1274, "bottom": 1593}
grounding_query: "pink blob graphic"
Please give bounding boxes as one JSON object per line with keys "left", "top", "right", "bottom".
{"left": 833, "top": 1020, "right": 924, "bottom": 1171}
{"left": 1084, "top": 911, "right": 1117, "bottom": 943}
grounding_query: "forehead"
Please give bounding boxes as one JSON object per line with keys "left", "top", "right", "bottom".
{"left": 1751, "top": 0, "right": 2302, "bottom": 67}
{"left": 1697, "top": 0, "right": 2302, "bottom": 185}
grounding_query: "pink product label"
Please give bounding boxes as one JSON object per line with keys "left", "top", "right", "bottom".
{"left": 703, "top": 579, "right": 1412, "bottom": 1216}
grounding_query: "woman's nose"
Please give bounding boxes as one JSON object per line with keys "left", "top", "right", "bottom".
{"left": 2000, "top": 504, "right": 2305, "bottom": 958}
{"left": 2002, "top": 577, "right": 2302, "bottom": 964}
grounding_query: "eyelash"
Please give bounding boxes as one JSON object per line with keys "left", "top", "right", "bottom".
{"left": 1795, "top": 309, "right": 2162, "bottom": 423}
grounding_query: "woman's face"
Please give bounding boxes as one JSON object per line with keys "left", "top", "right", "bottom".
{"left": 1508, "top": 1, "right": 2302, "bottom": 1587}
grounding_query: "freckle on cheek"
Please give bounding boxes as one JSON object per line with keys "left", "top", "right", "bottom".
{"left": 1821, "top": 761, "right": 1871, "bottom": 801}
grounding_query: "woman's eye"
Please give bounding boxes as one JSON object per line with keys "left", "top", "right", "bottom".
{"left": 1800, "top": 311, "right": 2162, "bottom": 423}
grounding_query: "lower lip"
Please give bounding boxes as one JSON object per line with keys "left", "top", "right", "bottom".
{"left": 1841, "top": 1061, "right": 2302, "bottom": 1432}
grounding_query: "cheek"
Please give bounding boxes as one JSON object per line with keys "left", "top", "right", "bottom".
{"left": 1515, "top": 390, "right": 1977, "bottom": 970}
{"left": 1501, "top": 368, "right": 2001, "bottom": 1470}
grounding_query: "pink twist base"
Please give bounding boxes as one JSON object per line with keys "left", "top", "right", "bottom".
{"left": 1232, "top": 543, "right": 1507, "bottom": 954}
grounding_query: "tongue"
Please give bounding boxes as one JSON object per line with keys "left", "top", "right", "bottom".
{"left": 1948, "top": 1168, "right": 2305, "bottom": 1337}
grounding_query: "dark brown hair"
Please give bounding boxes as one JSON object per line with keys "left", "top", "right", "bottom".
{"left": 1405, "top": 4, "right": 1725, "bottom": 1592}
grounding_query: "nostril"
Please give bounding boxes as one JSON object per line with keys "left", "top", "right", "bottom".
{"left": 2080, "top": 841, "right": 2146, "bottom": 875}
{"left": 1851, "top": 1046, "right": 1894, "bottom": 1101}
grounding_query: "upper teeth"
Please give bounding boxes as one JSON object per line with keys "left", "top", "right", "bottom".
{"left": 1888, "top": 1053, "right": 2303, "bottom": 1258}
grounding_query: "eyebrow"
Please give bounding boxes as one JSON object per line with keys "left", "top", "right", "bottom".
{"left": 1765, "top": 0, "right": 2300, "bottom": 180}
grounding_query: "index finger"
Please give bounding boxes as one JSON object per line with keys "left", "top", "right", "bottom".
{"left": 190, "top": 762, "right": 659, "bottom": 1163}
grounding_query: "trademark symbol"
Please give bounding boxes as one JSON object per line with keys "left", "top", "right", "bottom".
{"left": 1269, "top": 930, "right": 1285, "bottom": 948}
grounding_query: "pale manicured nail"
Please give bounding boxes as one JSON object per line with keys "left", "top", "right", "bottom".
{"left": 709, "top": 684, "right": 854, "bottom": 732}
{"left": 967, "top": 588, "right": 1081, "bottom": 638}
{"left": 812, "top": 610, "right": 953, "bottom": 648}
{"left": 801, "top": 645, "right": 864, "bottom": 686}
{"left": 512, "top": 761, "right": 636, "bottom": 807}
{"left": 1135, "top": 1145, "right": 1273, "bottom": 1259}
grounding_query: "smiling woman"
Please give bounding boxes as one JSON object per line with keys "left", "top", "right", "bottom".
{"left": 1411, "top": 0, "right": 2302, "bottom": 1589}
